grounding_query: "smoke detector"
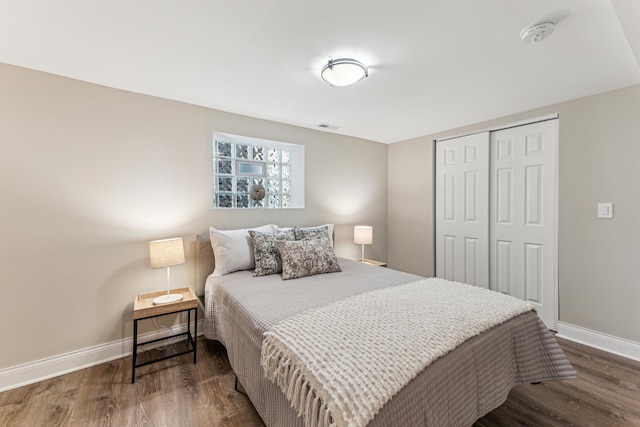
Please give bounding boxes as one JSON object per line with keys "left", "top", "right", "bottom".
{"left": 520, "top": 22, "right": 555, "bottom": 43}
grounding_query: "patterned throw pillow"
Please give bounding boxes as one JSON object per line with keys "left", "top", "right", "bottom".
{"left": 276, "top": 238, "right": 342, "bottom": 280}
{"left": 249, "top": 229, "right": 296, "bottom": 276}
{"left": 293, "top": 225, "right": 330, "bottom": 241}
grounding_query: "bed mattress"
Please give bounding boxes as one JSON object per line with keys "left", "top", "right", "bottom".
{"left": 204, "top": 258, "right": 575, "bottom": 427}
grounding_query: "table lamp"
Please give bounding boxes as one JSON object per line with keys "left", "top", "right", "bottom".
{"left": 149, "top": 237, "right": 185, "bottom": 305}
{"left": 354, "top": 226, "right": 373, "bottom": 262}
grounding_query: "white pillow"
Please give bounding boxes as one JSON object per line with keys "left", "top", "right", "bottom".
{"left": 209, "top": 224, "right": 276, "bottom": 276}
{"left": 278, "top": 224, "right": 334, "bottom": 246}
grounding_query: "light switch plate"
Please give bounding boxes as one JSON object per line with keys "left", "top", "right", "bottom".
{"left": 597, "top": 202, "right": 613, "bottom": 219}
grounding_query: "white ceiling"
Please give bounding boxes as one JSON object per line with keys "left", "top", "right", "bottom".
{"left": 1, "top": 0, "right": 638, "bottom": 143}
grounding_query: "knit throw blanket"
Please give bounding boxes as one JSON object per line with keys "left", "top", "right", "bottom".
{"left": 261, "top": 278, "right": 534, "bottom": 427}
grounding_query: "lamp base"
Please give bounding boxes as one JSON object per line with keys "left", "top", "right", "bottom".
{"left": 153, "top": 293, "right": 184, "bottom": 305}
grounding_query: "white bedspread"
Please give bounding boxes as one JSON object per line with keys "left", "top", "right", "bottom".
{"left": 261, "top": 278, "right": 534, "bottom": 427}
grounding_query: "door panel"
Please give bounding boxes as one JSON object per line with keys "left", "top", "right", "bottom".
{"left": 435, "top": 120, "right": 558, "bottom": 330}
{"left": 490, "top": 120, "right": 557, "bottom": 329}
{"left": 496, "top": 240, "right": 512, "bottom": 295}
{"left": 435, "top": 132, "right": 490, "bottom": 288}
{"left": 444, "top": 235, "right": 456, "bottom": 281}
{"left": 524, "top": 243, "right": 542, "bottom": 303}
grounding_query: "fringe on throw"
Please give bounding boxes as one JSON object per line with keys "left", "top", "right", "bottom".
{"left": 262, "top": 338, "right": 334, "bottom": 427}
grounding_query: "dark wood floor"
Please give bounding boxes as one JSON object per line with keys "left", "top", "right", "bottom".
{"left": 1, "top": 337, "right": 639, "bottom": 426}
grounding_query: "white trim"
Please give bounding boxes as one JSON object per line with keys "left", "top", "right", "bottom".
{"left": 436, "top": 113, "right": 559, "bottom": 142}
{"left": 0, "top": 319, "right": 204, "bottom": 393}
{"left": 556, "top": 321, "right": 640, "bottom": 362}
{"left": 4, "top": 319, "right": 639, "bottom": 392}
{"left": 552, "top": 120, "right": 560, "bottom": 331}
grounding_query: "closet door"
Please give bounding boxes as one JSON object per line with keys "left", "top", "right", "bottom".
{"left": 435, "top": 132, "right": 490, "bottom": 288}
{"left": 490, "top": 120, "right": 558, "bottom": 329}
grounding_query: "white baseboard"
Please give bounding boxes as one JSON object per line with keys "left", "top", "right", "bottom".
{"left": 0, "top": 319, "right": 205, "bottom": 393}
{"left": 556, "top": 321, "right": 640, "bottom": 362}
{"left": 5, "top": 320, "right": 637, "bottom": 393}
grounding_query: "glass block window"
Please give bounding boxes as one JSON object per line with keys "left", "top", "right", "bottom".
{"left": 212, "top": 132, "right": 304, "bottom": 209}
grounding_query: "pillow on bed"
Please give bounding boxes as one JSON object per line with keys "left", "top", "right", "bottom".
{"left": 210, "top": 224, "right": 276, "bottom": 276}
{"left": 249, "top": 229, "right": 295, "bottom": 277}
{"left": 278, "top": 224, "right": 335, "bottom": 246}
{"left": 293, "top": 224, "right": 334, "bottom": 243}
{"left": 276, "top": 238, "right": 341, "bottom": 280}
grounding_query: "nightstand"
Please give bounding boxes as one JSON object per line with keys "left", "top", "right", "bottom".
{"left": 359, "top": 258, "right": 387, "bottom": 267}
{"left": 132, "top": 287, "right": 198, "bottom": 383}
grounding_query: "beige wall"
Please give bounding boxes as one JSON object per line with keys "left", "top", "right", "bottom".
{"left": 388, "top": 84, "right": 640, "bottom": 343}
{"left": 387, "top": 138, "right": 433, "bottom": 277}
{"left": 3, "top": 57, "right": 638, "bottom": 369}
{"left": 0, "top": 63, "right": 388, "bottom": 369}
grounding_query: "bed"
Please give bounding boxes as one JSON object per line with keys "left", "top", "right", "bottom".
{"left": 195, "top": 228, "right": 575, "bottom": 427}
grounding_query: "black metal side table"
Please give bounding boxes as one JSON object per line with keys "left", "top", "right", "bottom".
{"left": 132, "top": 287, "right": 197, "bottom": 383}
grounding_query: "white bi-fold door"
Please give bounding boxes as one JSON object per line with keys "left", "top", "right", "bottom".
{"left": 435, "top": 132, "right": 490, "bottom": 288}
{"left": 435, "top": 119, "right": 558, "bottom": 330}
{"left": 489, "top": 120, "right": 558, "bottom": 329}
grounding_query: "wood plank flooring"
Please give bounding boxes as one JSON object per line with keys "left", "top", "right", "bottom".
{"left": 1, "top": 337, "right": 639, "bottom": 426}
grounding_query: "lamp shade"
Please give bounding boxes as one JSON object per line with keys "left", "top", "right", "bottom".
{"left": 149, "top": 237, "right": 185, "bottom": 269}
{"left": 354, "top": 226, "right": 373, "bottom": 245}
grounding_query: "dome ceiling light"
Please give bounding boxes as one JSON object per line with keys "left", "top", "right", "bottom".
{"left": 321, "top": 58, "right": 368, "bottom": 87}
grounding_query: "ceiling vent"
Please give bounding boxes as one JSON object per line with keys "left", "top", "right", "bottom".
{"left": 317, "top": 123, "right": 341, "bottom": 130}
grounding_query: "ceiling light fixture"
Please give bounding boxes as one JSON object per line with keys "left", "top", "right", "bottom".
{"left": 321, "top": 58, "right": 368, "bottom": 87}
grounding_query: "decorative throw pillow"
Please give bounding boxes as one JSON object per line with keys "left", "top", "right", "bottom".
{"left": 249, "top": 229, "right": 295, "bottom": 276}
{"left": 294, "top": 225, "right": 330, "bottom": 241}
{"left": 279, "top": 224, "right": 335, "bottom": 245}
{"left": 210, "top": 224, "right": 276, "bottom": 276}
{"left": 276, "top": 238, "right": 342, "bottom": 280}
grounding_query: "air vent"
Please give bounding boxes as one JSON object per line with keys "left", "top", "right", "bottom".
{"left": 317, "top": 123, "right": 341, "bottom": 130}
